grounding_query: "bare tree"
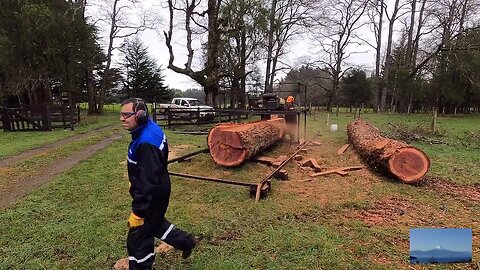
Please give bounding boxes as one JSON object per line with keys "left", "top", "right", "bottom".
{"left": 164, "top": 0, "right": 223, "bottom": 106}
{"left": 379, "top": 0, "right": 410, "bottom": 112}
{"left": 365, "top": 0, "right": 385, "bottom": 112}
{"left": 90, "top": 0, "right": 157, "bottom": 113}
{"left": 218, "top": 0, "right": 268, "bottom": 108}
{"left": 264, "top": 0, "right": 315, "bottom": 92}
{"left": 310, "top": 0, "right": 369, "bottom": 111}
{"left": 409, "top": 0, "right": 480, "bottom": 78}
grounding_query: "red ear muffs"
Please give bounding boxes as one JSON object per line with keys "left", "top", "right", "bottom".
{"left": 136, "top": 110, "right": 148, "bottom": 123}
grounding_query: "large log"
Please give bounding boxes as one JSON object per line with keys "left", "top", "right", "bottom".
{"left": 347, "top": 119, "right": 430, "bottom": 183}
{"left": 207, "top": 118, "right": 285, "bottom": 167}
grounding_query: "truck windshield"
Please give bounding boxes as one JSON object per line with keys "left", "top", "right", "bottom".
{"left": 187, "top": 100, "right": 202, "bottom": 106}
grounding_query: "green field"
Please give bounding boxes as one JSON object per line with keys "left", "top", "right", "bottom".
{"left": 0, "top": 112, "right": 478, "bottom": 269}
{"left": 0, "top": 112, "right": 119, "bottom": 159}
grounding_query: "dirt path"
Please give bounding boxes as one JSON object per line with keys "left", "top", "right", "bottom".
{"left": 0, "top": 131, "right": 125, "bottom": 210}
{"left": 0, "top": 124, "right": 117, "bottom": 168}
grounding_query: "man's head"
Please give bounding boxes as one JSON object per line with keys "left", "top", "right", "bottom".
{"left": 120, "top": 98, "right": 148, "bottom": 131}
{"left": 286, "top": 96, "right": 294, "bottom": 104}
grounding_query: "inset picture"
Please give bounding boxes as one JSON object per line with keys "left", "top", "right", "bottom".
{"left": 410, "top": 228, "right": 472, "bottom": 264}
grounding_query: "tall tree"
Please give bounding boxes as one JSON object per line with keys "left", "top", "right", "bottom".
{"left": 378, "top": 0, "right": 407, "bottom": 112}
{"left": 310, "top": 0, "right": 369, "bottom": 111}
{"left": 218, "top": 0, "right": 268, "bottom": 108}
{"left": 164, "top": 0, "right": 223, "bottom": 107}
{"left": 90, "top": 0, "right": 157, "bottom": 113}
{"left": 121, "top": 38, "right": 171, "bottom": 103}
{"left": 0, "top": 0, "right": 102, "bottom": 107}
{"left": 365, "top": 0, "right": 385, "bottom": 112}
{"left": 340, "top": 68, "right": 372, "bottom": 108}
{"left": 282, "top": 65, "right": 332, "bottom": 106}
{"left": 264, "top": 0, "right": 315, "bottom": 92}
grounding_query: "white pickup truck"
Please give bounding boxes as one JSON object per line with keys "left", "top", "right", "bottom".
{"left": 157, "top": 97, "right": 215, "bottom": 120}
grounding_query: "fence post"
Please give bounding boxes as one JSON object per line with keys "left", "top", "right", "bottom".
{"left": 431, "top": 107, "right": 437, "bottom": 133}
{"left": 77, "top": 105, "right": 81, "bottom": 123}
{"left": 45, "top": 105, "right": 52, "bottom": 131}
{"left": 61, "top": 106, "right": 66, "bottom": 129}
{"left": 167, "top": 108, "right": 172, "bottom": 129}
{"left": 69, "top": 105, "right": 74, "bottom": 130}
{"left": 2, "top": 108, "right": 11, "bottom": 131}
{"left": 152, "top": 102, "right": 157, "bottom": 123}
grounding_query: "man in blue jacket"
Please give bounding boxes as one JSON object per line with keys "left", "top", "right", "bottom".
{"left": 120, "top": 98, "right": 197, "bottom": 270}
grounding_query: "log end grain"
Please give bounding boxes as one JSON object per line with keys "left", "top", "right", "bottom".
{"left": 207, "top": 125, "right": 247, "bottom": 167}
{"left": 388, "top": 147, "right": 430, "bottom": 183}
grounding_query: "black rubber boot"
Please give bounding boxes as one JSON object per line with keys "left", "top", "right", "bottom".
{"left": 182, "top": 234, "right": 198, "bottom": 259}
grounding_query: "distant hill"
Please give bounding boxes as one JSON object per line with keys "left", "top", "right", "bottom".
{"left": 410, "top": 248, "right": 471, "bottom": 264}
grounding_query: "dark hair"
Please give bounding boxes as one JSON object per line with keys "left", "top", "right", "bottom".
{"left": 121, "top": 98, "right": 147, "bottom": 113}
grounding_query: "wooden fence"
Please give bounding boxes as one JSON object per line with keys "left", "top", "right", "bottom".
{"left": 151, "top": 106, "right": 251, "bottom": 129}
{"left": 149, "top": 105, "right": 306, "bottom": 130}
{"left": 0, "top": 105, "right": 80, "bottom": 131}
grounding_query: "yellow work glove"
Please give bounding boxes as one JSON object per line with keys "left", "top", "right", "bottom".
{"left": 127, "top": 212, "right": 144, "bottom": 228}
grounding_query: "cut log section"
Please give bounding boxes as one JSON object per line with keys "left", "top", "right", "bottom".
{"left": 294, "top": 155, "right": 303, "bottom": 161}
{"left": 253, "top": 156, "right": 277, "bottom": 165}
{"left": 208, "top": 118, "right": 285, "bottom": 167}
{"left": 272, "top": 155, "right": 288, "bottom": 168}
{"left": 309, "top": 166, "right": 364, "bottom": 177}
{"left": 337, "top": 144, "right": 350, "bottom": 155}
{"left": 273, "top": 169, "right": 289, "bottom": 180}
{"left": 347, "top": 119, "right": 430, "bottom": 183}
{"left": 299, "top": 158, "right": 322, "bottom": 172}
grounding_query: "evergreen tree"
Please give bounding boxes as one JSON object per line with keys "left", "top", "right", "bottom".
{"left": 122, "top": 37, "right": 171, "bottom": 103}
{"left": 0, "top": 0, "right": 105, "bottom": 106}
{"left": 340, "top": 69, "right": 372, "bottom": 108}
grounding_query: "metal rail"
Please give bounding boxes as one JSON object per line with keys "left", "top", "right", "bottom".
{"left": 254, "top": 131, "right": 321, "bottom": 202}
{"left": 166, "top": 131, "right": 319, "bottom": 203}
{"left": 167, "top": 148, "right": 209, "bottom": 164}
{"left": 169, "top": 172, "right": 256, "bottom": 187}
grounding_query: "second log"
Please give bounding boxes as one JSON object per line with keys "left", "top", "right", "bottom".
{"left": 347, "top": 119, "right": 430, "bottom": 184}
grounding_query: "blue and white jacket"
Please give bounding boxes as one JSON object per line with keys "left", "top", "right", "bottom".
{"left": 127, "top": 119, "right": 170, "bottom": 218}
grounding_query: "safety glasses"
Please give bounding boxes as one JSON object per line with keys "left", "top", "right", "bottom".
{"left": 120, "top": 111, "right": 136, "bottom": 120}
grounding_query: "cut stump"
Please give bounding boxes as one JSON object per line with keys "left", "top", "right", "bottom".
{"left": 347, "top": 119, "right": 430, "bottom": 183}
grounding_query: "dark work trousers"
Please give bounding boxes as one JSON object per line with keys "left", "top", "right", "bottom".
{"left": 127, "top": 207, "right": 192, "bottom": 269}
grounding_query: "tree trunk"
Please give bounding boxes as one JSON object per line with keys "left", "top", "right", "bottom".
{"left": 412, "top": 0, "right": 427, "bottom": 68}
{"left": 207, "top": 118, "right": 285, "bottom": 167}
{"left": 380, "top": 0, "right": 400, "bottom": 112}
{"left": 347, "top": 119, "right": 430, "bottom": 183}
{"left": 204, "top": 80, "right": 218, "bottom": 108}
{"left": 240, "top": 29, "right": 247, "bottom": 109}
{"left": 99, "top": 0, "right": 119, "bottom": 115}
{"left": 264, "top": 0, "right": 277, "bottom": 93}
{"left": 405, "top": 0, "right": 416, "bottom": 68}
{"left": 86, "top": 64, "right": 97, "bottom": 115}
{"left": 373, "top": 0, "right": 384, "bottom": 113}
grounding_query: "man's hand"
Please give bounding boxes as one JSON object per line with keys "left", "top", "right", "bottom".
{"left": 127, "top": 212, "right": 144, "bottom": 228}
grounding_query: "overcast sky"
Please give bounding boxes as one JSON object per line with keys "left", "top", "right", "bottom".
{"left": 89, "top": 0, "right": 382, "bottom": 90}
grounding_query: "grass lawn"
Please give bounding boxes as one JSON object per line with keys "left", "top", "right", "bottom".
{"left": 0, "top": 112, "right": 478, "bottom": 269}
{"left": 0, "top": 112, "right": 120, "bottom": 159}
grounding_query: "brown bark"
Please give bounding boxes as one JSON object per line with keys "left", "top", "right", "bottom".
{"left": 347, "top": 119, "right": 430, "bottom": 183}
{"left": 207, "top": 118, "right": 285, "bottom": 167}
{"left": 264, "top": 0, "right": 277, "bottom": 93}
{"left": 380, "top": 0, "right": 401, "bottom": 112}
{"left": 373, "top": 0, "right": 384, "bottom": 113}
{"left": 164, "top": 0, "right": 221, "bottom": 107}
